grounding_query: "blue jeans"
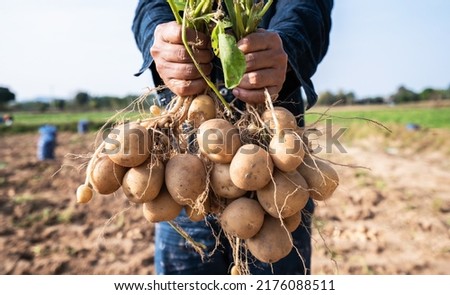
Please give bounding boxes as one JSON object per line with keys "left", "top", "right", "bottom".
{"left": 154, "top": 198, "right": 314, "bottom": 275}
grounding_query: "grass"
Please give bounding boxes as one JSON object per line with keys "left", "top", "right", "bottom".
{"left": 12, "top": 111, "right": 115, "bottom": 125}
{"left": 305, "top": 105, "right": 450, "bottom": 129}
{"left": 0, "top": 111, "right": 117, "bottom": 134}
{"left": 302, "top": 104, "right": 450, "bottom": 156}
{"left": 2, "top": 104, "right": 450, "bottom": 135}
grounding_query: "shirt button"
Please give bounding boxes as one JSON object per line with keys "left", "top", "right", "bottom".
{"left": 219, "top": 87, "right": 229, "bottom": 96}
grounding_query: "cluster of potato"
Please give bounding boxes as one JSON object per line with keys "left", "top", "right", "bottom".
{"left": 76, "top": 94, "right": 339, "bottom": 267}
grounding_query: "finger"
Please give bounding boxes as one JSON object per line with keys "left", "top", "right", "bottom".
{"left": 156, "top": 62, "right": 213, "bottom": 80}
{"left": 237, "top": 29, "right": 279, "bottom": 53}
{"left": 158, "top": 44, "right": 213, "bottom": 64}
{"left": 165, "top": 78, "right": 208, "bottom": 97}
{"left": 238, "top": 69, "right": 285, "bottom": 90}
{"left": 157, "top": 22, "right": 210, "bottom": 49}
{"left": 232, "top": 86, "right": 279, "bottom": 105}
{"left": 244, "top": 50, "right": 285, "bottom": 72}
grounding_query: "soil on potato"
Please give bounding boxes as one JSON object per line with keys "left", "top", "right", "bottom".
{"left": 0, "top": 131, "right": 449, "bottom": 274}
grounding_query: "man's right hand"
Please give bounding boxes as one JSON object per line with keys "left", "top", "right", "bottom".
{"left": 151, "top": 21, "right": 213, "bottom": 97}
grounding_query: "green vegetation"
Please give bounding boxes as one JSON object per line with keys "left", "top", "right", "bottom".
{"left": 304, "top": 104, "right": 450, "bottom": 156}
{"left": 13, "top": 111, "right": 115, "bottom": 125}
{"left": 306, "top": 105, "right": 450, "bottom": 129}
{"left": 1, "top": 104, "right": 449, "bottom": 135}
{"left": 0, "top": 111, "right": 116, "bottom": 134}
{"left": 317, "top": 85, "right": 450, "bottom": 106}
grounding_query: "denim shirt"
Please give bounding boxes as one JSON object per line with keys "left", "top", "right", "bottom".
{"left": 132, "top": 0, "right": 333, "bottom": 121}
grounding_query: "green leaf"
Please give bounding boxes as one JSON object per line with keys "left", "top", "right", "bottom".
{"left": 218, "top": 33, "right": 246, "bottom": 89}
{"left": 211, "top": 22, "right": 221, "bottom": 57}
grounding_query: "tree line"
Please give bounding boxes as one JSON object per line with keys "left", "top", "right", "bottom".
{"left": 2, "top": 84, "right": 450, "bottom": 111}
{"left": 317, "top": 85, "right": 450, "bottom": 106}
{"left": 0, "top": 88, "right": 155, "bottom": 112}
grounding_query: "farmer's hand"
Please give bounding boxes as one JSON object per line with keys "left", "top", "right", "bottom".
{"left": 151, "top": 21, "right": 213, "bottom": 96}
{"left": 233, "top": 29, "right": 288, "bottom": 104}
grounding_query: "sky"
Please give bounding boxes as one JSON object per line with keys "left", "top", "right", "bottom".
{"left": 1, "top": 0, "right": 449, "bottom": 101}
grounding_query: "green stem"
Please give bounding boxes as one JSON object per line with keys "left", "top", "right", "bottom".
{"left": 245, "top": 0, "right": 252, "bottom": 14}
{"left": 166, "top": 0, "right": 182, "bottom": 24}
{"left": 181, "top": 10, "right": 231, "bottom": 110}
{"left": 223, "top": 0, "right": 238, "bottom": 38}
{"left": 194, "top": 0, "right": 209, "bottom": 17}
{"left": 258, "top": 0, "right": 273, "bottom": 18}
{"left": 201, "top": 0, "right": 212, "bottom": 14}
{"left": 234, "top": 1, "right": 245, "bottom": 40}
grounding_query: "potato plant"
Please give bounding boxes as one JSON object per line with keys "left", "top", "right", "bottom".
{"left": 75, "top": 0, "right": 339, "bottom": 275}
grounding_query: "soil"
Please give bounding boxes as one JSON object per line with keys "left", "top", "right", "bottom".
{"left": 0, "top": 131, "right": 449, "bottom": 275}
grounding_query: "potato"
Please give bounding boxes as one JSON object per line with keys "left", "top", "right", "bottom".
{"left": 257, "top": 169, "right": 309, "bottom": 218}
{"left": 142, "top": 186, "right": 182, "bottom": 222}
{"left": 90, "top": 155, "right": 127, "bottom": 194}
{"left": 297, "top": 155, "right": 339, "bottom": 201}
{"left": 188, "top": 94, "right": 216, "bottom": 128}
{"left": 104, "top": 122, "right": 151, "bottom": 167}
{"left": 197, "top": 118, "right": 241, "bottom": 164}
{"left": 76, "top": 184, "right": 93, "bottom": 204}
{"left": 247, "top": 215, "right": 293, "bottom": 263}
{"left": 283, "top": 211, "right": 302, "bottom": 232}
{"left": 261, "top": 106, "right": 298, "bottom": 131}
{"left": 150, "top": 105, "right": 161, "bottom": 116}
{"left": 210, "top": 163, "right": 246, "bottom": 199}
{"left": 122, "top": 158, "right": 164, "bottom": 203}
{"left": 269, "top": 130, "right": 305, "bottom": 172}
{"left": 220, "top": 198, "right": 265, "bottom": 239}
{"left": 229, "top": 144, "right": 274, "bottom": 191}
{"left": 165, "top": 153, "right": 207, "bottom": 205}
{"left": 230, "top": 265, "right": 240, "bottom": 275}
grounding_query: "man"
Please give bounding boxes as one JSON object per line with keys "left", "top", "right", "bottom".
{"left": 132, "top": 0, "right": 333, "bottom": 274}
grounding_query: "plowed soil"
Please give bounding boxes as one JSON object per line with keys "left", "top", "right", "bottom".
{"left": 1, "top": 131, "right": 449, "bottom": 274}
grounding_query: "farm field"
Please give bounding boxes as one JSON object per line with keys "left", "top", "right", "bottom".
{"left": 2, "top": 103, "right": 450, "bottom": 134}
{"left": 0, "top": 104, "right": 449, "bottom": 275}
{"left": 306, "top": 104, "right": 450, "bottom": 129}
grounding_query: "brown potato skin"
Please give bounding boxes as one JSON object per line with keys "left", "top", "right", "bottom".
{"left": 76, "top": 184, "right": 93, "bottom": 204}
{"left": 247, "top": 215, "right": 293, "bottom": 263}
{"left": 297, "top": 155, "right": 339, "bottom": 201}
{"left": 90, "top": 155, "right": 127, "bottom": 195}
{"left": 210, "top": 163, "right": 247, "bottom": 199}
{"left": 283, "top": 211, "right": 302, "bottom": 232}
{"left": 105, "top": 122, "right": 151, "bottom": 168}
{"left": 122, "top": 158, "right": 164, "bottom": 203}
{"left": 261, "top": 107, "right": 298, "bottom": 131}
{"left": 142, "top": 186, "right": 182, "bottom": 222}
{"left": 229, "top": 144, "right": 274, "bottom": 191}
{"left": 165, "top": 154, "right": 207, "bottom": 205}
{"left": 197, "top": 119, "right": 241, "bottom": 164}
{"left": 257, "top": 169, "right": 309, "bottom": 218}
{"left": 269, "top": 130, "right": 305, "bottom": 172}
{"left": 220, "top": 198, "right": 265, "bottom": 239}
{"left": 188, "top": 94, "right": 216, "bottom": 128}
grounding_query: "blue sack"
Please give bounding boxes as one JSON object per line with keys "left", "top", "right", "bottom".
{"left": 37, "top": 125, "right": 57, "bottom": 160}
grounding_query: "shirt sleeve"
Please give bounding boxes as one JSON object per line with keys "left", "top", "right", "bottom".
{"left": 132, "top": 0, "right": 174, "bottom": 84}
{"left": 264, "top": 0, "right": 333, "bottom": 109}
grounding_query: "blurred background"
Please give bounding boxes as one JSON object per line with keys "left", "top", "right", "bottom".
{"left": 0, "top": 0, "right": 449, "bottom": 274}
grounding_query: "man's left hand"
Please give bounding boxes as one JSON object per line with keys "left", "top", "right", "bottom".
{"left": 232, "top": 29, "right": 288, "bottom": 105}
